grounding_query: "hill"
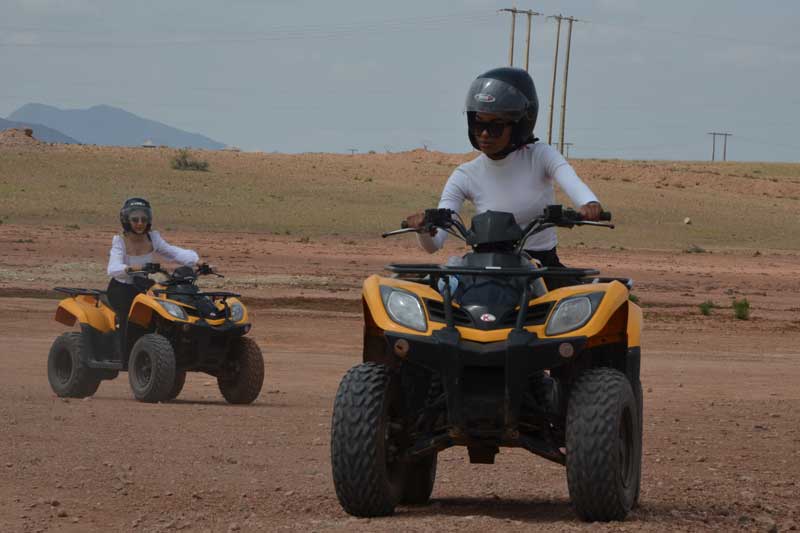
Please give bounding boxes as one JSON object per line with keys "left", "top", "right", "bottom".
{"left": 7, "top": 103, "right": 225, "bottom": 149}
{"left": 0, "top": 118, "right": 79, "bottom": 144}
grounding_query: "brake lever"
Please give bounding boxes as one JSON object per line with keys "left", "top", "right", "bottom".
{"left": 382, "top": 227, "right": 421, "bottom": 238}
{"left": 572, "top": 220, "right": 615, "bottom": 229}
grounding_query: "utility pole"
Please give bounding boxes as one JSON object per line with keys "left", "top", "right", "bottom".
{"left": 348, "top": 148, "right": 358, "bottom": 155}
{"left": 707, "top": 132, "right": 732, "bottom": 161}
{"left": 547, "top": 15, "right": 562, "bottom": 145}
{"left": 499, "top": 8, "right": 542, "bottom": 69}
{"left": 558, "top": 16, "right": 579, "bottom": 155}
{"left": 563, "top": 142, "right": 574, "bottom": 158}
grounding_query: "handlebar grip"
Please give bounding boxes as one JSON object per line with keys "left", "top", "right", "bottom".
{"left": 401, "top": 220, "right": 409, "bottom": 229}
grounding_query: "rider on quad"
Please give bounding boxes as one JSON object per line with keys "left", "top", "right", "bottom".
{"left": 107, "top": 197, "right": 199, "bottom": 349}
{"left": 405, "top": 67, "right": 603, "bottom": 272}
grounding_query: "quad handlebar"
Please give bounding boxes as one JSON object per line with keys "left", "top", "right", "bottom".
{"left": 128, "top": 262, "right": 223, "bottom": 280}
{"left": 383, "top": 205, "right": 613, "bottom": 246}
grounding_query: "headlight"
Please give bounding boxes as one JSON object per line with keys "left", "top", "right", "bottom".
{"left": 546, "top": 295, "right": 597, "bottom": 336}
{"left": 229, "top": 302, "right": 245, "bottom": 322}
{"left": 380, "top": 286, "right": 427, "bottom": 332}
{"left": 158, "top": 300, "right": 188, "bottom": 320}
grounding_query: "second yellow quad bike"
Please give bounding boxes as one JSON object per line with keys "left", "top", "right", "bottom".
{"left": 48, "top": 263, "right": 264, "bottom": 404}
{"left": 331, "top": 205, "right": 643, "bottom": 522}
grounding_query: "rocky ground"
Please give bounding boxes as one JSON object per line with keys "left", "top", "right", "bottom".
{"left": 1, "top": 225, "right": 799, "bottom": 532}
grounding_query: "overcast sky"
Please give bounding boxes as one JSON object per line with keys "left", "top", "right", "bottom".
{"left": 2, "top": 0, "right": 798, "bottom": 161}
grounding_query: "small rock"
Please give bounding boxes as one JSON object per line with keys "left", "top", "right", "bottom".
{"left": 684, "top": 217, "right": 692, "bottom": 225}
{"left": 229, "top": 523, "right": 240, "bottom": 532}
{"left": 70, "top": 517, "right": 79, "bottom": 523}
{"left": 697, "top": 456, "right": 708, "bottom": 463}
{"left": 57, "top": 509, "right": 68, "bottom": 518}
{"left": 5, "top": 462, "right": 12, "bottom": 468}
{"left": 49, "top": 499, "right": 60, "bottom": 507}
{"left": 754, "top": 515, "right": 778, "bottom": 533}
{"left": 283, "top": 490, "right": 295, "bottom": 497}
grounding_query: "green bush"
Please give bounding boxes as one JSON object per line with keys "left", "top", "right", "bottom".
{"left": 628, "top": 293, "right": 639, "bottom": 304}
{"left": 171, "top": 149, "right": 209, "bottom": 171}
{"left": 699, "top": 300, "right": 715, "bottom": 316}
{"left": 732, "top": 298, "right": 750, "bottom": 320}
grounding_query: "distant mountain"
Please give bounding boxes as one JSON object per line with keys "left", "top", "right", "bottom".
{"left": 0, "top": 117, "right": 80, "bottom": 144}
{"left": 7, "top": 103, "right": 225, "bottom": 149}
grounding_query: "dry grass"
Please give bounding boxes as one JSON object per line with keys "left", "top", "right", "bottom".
{"left": 1, "top": 144, "right": 799, "bottom": 250}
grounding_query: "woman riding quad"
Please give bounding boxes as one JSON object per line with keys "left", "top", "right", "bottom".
{"left": 107, "top": 197, "right": 200, "bottom": 345}
{"left": 405, "top": 67, "right": 603, "bottom": 273}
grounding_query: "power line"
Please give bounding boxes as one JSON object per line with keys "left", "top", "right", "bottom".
{"left": 0, "top": 12, "right": 495, "bottom": 48}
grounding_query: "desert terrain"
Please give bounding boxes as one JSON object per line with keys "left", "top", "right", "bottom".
{"left": 1, "top": 137, "right": 799, "bottom": 532}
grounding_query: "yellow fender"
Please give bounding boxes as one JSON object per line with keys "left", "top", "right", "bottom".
{"left": 626, "top": 301, "right": 643, "bottom": 348}
{"left": 55, "top": 295, "right": 116, "bottom": 333}
{"left": 128, "top": 293, "right": 186, "bottom": 326}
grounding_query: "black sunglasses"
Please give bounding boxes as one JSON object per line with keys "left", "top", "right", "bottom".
{"left": 470, "top": 119, "right": 512, "bottom": 138}
{"left": 130, "top": 216, "right": 149, "bottom": 223}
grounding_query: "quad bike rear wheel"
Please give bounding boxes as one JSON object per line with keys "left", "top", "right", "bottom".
{"left": 47, "top": 332, "right": 102, "bottom": 398}
{"left": 217, "top": 337, "right": 264, "bottom": 404}
{"left": 331, "top": 362, "right": 407, "bottom": 517}
{"left": 128, "top": 333, "right": 176, "bottom": 403}
{"left": 566, "top": 367, "right": 641, "bottom": 522}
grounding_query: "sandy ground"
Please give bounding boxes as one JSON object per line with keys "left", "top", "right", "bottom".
{"left": 1, "top": 226, "right": 800, "bottom": 532}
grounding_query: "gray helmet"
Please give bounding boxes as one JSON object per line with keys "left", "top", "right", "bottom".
{"left": 120, "top": 197, "right": 152, "bottom": 233}
{"left": 465, "top": 67, "right": 539, "bottom": 152}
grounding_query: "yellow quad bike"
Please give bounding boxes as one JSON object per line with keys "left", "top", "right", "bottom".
{"left": 48, "top": 263, "right": 264, "bottom": 404}
{"left": 331, "top": 205, "right": 643, "bottom": 522}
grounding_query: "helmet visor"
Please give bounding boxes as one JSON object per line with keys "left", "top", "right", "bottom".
{"left": 123, "top": 206, "right": 152, "bottom": 224}
{"left": 465, "top": 77, "right": 532, "bottom": 121}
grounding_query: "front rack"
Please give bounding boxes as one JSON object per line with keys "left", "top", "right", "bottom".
{"left": 151, "top": 289, "right": 241, "bottom": 300}
{"left": 386, "top": 263, "right": 602, "bottom": 331}
{"left": 387, "top": 264, "right": 599, "bottom": 279}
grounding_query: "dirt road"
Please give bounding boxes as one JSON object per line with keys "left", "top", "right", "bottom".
{"left": 1, "top": 228, "right": 799, "bottom": 532}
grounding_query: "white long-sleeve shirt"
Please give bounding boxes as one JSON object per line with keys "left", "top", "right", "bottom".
{"left": 418, "top": 143, "right": 598, "bottom": 253}
{"left": 107, "top": 231, "right": 199, "bottom": 283}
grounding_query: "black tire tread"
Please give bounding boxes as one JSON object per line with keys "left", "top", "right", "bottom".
{"left": 401, "top": 453, "right": 437, "bottom": 505}
{"left": 218, "top": 337, "right": 264, "bottom": 405}
{"left": 331, "top": 362, "right": 400, "bottom": 517}
{"left": 47, "top": 332, "right": 102, "bottom": 398}
{"left": 566, "top": 367, "right": 641, "bottom": 522}
{"left": 167, "top": 370, "right": 187, "bottom": 401}
{"left": 128, "top": 333, "right": 176, "bottom": 403}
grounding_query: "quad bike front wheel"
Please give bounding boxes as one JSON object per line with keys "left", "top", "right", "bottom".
{"left": 566, "top": 367, "right": 642, "bottom": 522}
{"left": 47, "top": 332, "right": 102, "bottom": 398}
{"left": 128, "top": 334, "right": 176, "bottom": 403}
{"left": 217, "top": 337, "right": 264, "bottom": 404}
{"left": 401, "top": 453, "right": 437, "bottom": 505}
{"left": 166, "top": 370, "right": 187, "bottom": 401}
{"left": 331, "top": 362, "right": 407, "bottom": 517}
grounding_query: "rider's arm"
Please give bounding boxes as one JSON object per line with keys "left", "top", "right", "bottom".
{"left": 541, "top": 145, "right": 599, "bottom": 207}
{"left": 417, "top": 170, "right": 468, "bottom": 253}
{"left": 107, "top": 235, "right": 129, "bottom": 278}
{"left": 151, "top": 231, "right": 199, "bottom": 266}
